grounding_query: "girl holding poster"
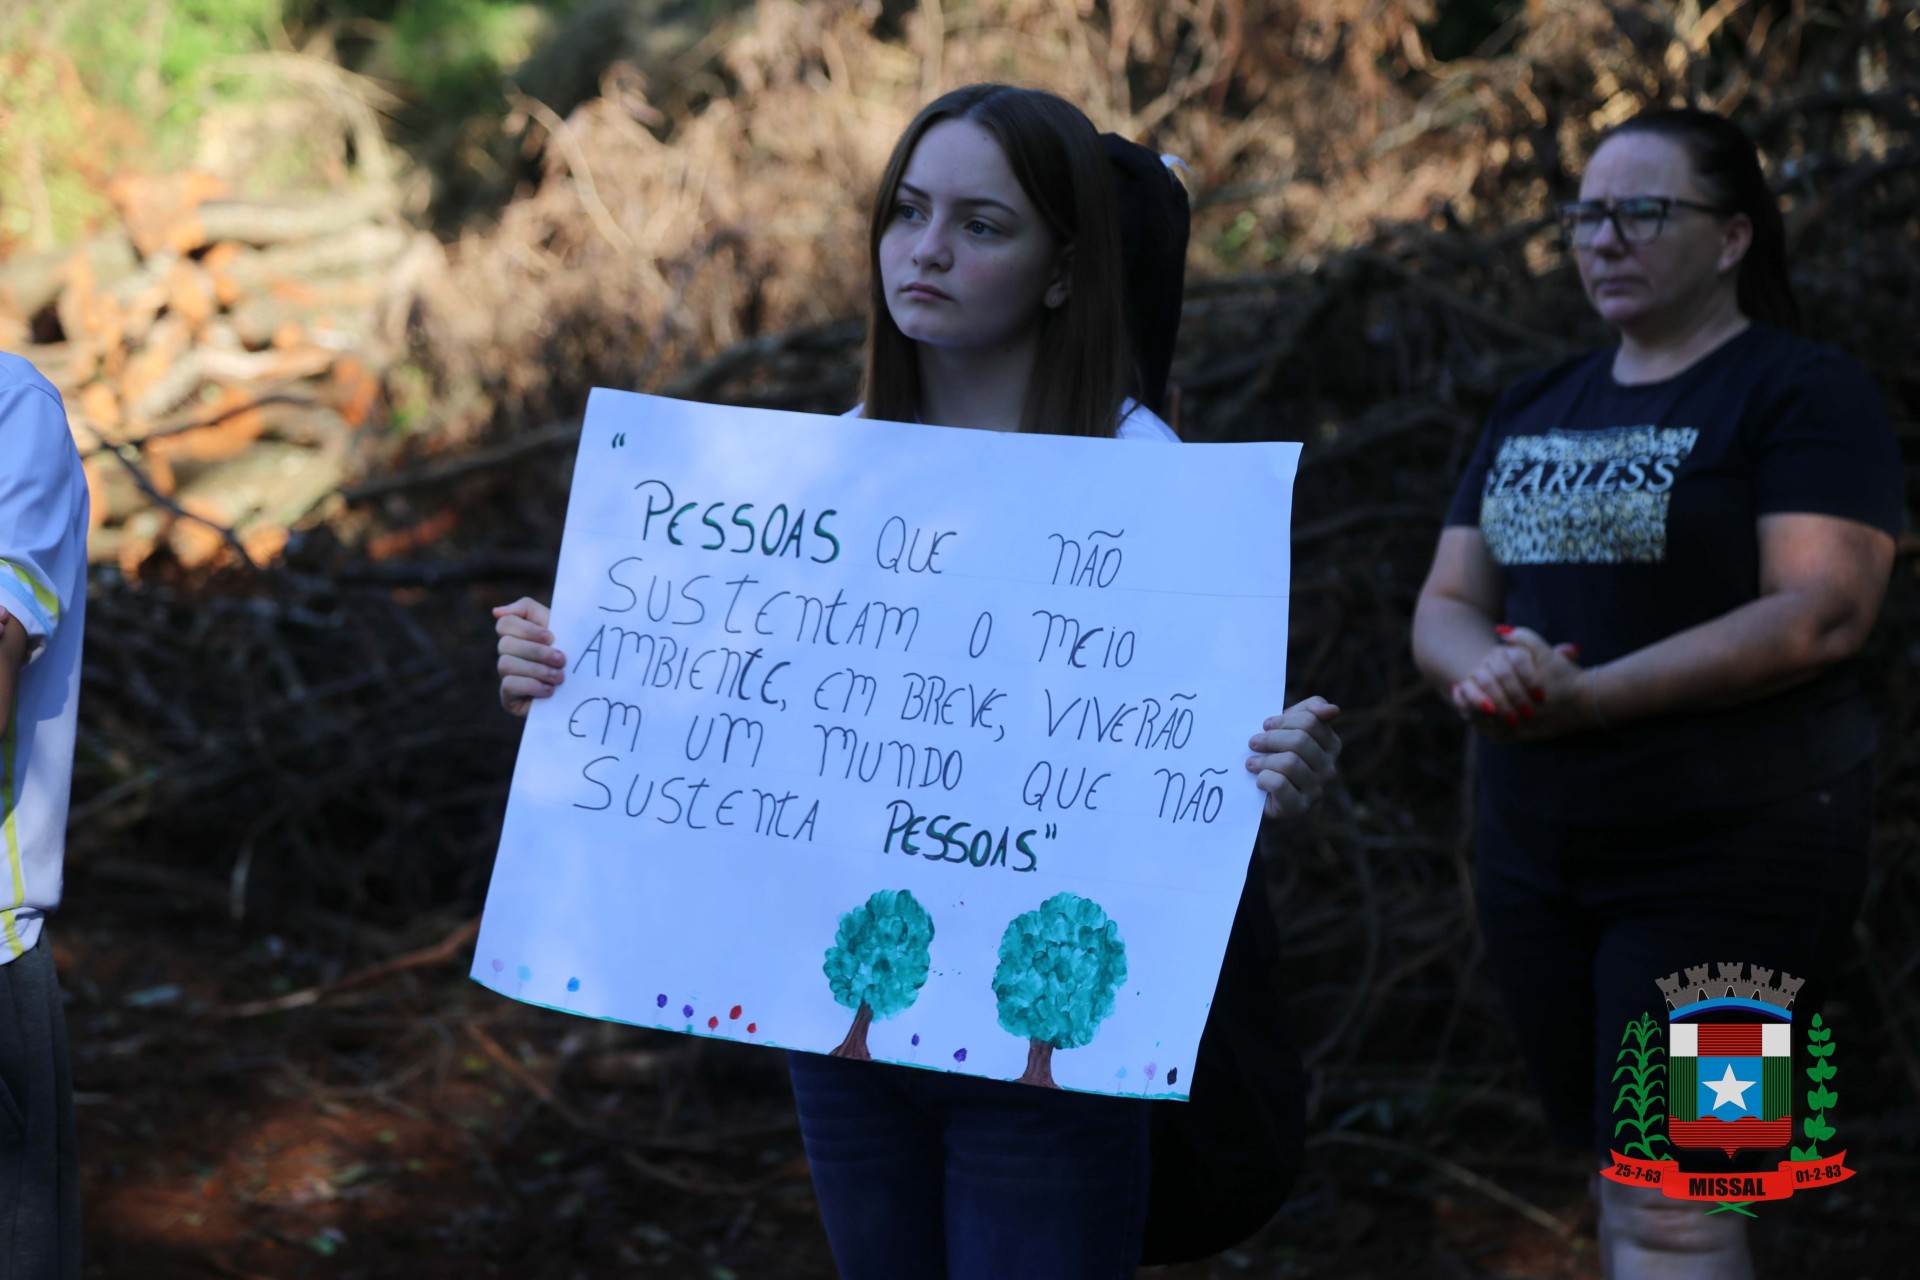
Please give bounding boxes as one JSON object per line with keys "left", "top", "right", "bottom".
{"left": 1412, "top": 108, "right": 1900, "bottom": 1276}
{"left": 495, "top": 84, "right": 1340, "bottom": 1278}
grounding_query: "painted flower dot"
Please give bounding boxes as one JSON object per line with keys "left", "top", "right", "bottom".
{"left": 490, "top": 959, "right": 504, "bottom": 973}
{"left": 516, "top": 965, "right": 532, "bottom": 983}
{"left": 953, "top": 1048, "right": 968, "bottom": 1063}
{"left": 911, "top": 1034, "right": 921, "bottom": 1047}
{"left": 566, "top": 977, "right": 580, "bottom": 993}
{"left": 656, "top": 994, "right": 669, "bottom": 1008}
{"left": 682, "top": 1004, "right": 694, "bottom": 1018}
{"left": 747, "top": 1023, "right": 757, "bottom": 1034}
{"left": 729, "top": 1005, "right": 743, "bottom": 1020}
{"left": 1167, "top": 1067, "right": 1179, "bottom": 1086}
{"left": 1145, "top": 1062, "right": 1158, "bottom": 1081}
{"left": 1116, "top": 1067, "right": 1129, "bottom": 1080}
{"left": 707, "top": 1015, "right": 719, "bottom": 1030}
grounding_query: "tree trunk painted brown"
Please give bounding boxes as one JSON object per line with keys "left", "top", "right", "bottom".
{"left": 830, "top": 1001, "right": 874, "bottom": 1059}
{"left": 1017, "top": 1039, "right": 1059, "bottom": 1088}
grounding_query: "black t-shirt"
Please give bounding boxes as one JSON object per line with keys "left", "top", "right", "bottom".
{"left": 1445, "top": 323, "right": 1903, "bottom": 820}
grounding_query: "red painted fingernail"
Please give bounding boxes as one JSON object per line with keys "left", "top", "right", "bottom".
{"left": 1520, "top": 705, "right": 1535, "bottom": 720}
{"left": 1480, "top": 700, "right": 1497, "bottom": 715}
{"left": 1531, "top": 687, "right": 1546, "bottom": 702}
{"left": 1565, "top": 644, "right": 1581, "bottom": 660}
{"left": 1494, "top": 624, "right": 1515, "bottom": 636}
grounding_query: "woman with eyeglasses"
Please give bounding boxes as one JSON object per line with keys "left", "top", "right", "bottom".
{"left": 1411, "top": 109, "right": 1901, "bottom": 1277}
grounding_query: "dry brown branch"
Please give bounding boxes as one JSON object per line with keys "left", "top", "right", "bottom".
{"left": 219, "top": 917, "right": 483, "bottom": 1019}
{"left": 1311, "top": 1130, "right": 1576, "bottom": 1238}
{"left": 341, "top": 420, "right": 583, "bottom": 504}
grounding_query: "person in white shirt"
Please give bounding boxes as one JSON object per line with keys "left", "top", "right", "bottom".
{"left": 0, "top": 351, "right": 88, "bottom": 1280}
{"left": 492, "top": 84, "right": 1339, "bottom": 1278}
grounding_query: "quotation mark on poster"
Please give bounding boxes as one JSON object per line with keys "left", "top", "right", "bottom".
{"left": 612, "top": 432, "right": 627, "bottom": 447}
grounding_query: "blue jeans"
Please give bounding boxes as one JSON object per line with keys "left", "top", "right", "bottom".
{"left": 787, "top": 1052, "right": 1152, "bottom": 1280}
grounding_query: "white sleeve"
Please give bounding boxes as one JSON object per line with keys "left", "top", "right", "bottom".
{"left": 0, "top": 381, "right": 86, "bottom": 661}
{"left": 1114, "top": 400, "right": 1180, "bottom": 443}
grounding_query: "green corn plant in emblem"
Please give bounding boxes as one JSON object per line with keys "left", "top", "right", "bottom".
{"left": 1611, "top": 1012, "right": 1673, "bottom": 1160}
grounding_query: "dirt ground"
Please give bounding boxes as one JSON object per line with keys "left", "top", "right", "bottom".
{"left": 63, "top": 865, "right": 1918, "bottom": 1280}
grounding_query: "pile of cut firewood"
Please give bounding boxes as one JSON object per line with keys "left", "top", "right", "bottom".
{"left": 0, "top": 173, "right": 440, "bottom": 574}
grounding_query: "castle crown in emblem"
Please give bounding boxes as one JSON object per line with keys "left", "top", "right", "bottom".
{"left": 1657, "top": 962, "right": 1803, "bottom": 1011}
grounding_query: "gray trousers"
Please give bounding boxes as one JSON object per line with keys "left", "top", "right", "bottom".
{"left": 1, "top": 933, "right": 80, "bottom": 1280}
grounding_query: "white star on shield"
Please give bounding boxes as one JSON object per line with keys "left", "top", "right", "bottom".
{"left": 1705, "top": 1063, "right": 1757, "bottom": 1112}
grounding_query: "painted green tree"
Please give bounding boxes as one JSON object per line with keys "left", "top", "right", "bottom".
{"left": 991, "top": 893, "right": 1128, "bottom": 1088}
{"left": 822, "top": 889, "right": 935, "bottom": 1060}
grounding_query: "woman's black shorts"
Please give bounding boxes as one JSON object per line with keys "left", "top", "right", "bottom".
{"left": 1473, "top": 759, "right": 1872, "bottom": 1151}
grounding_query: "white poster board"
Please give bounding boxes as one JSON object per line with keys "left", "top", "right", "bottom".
{"left": 473, "top": 390, "right": 1299, "bottom": 1099}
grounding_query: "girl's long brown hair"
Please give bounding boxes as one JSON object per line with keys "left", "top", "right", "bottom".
{"left": 861, "top": 84, "right": 1131, "bottom": 438}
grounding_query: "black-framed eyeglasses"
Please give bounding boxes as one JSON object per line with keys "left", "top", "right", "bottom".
{"left": 1556, "top": 196, "right": 1732, "bottom": 247}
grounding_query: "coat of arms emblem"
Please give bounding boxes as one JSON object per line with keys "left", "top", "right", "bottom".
{"left": 1603, "top": 961, "right": 1855, "bottom": 1211}
{"left": 1659, "top": 962, "right": 1797, "bottom": 1158}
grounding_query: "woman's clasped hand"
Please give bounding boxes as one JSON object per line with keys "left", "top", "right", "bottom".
{"left": 1449, "top": 627, "right": 1592, "bottom": 741}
